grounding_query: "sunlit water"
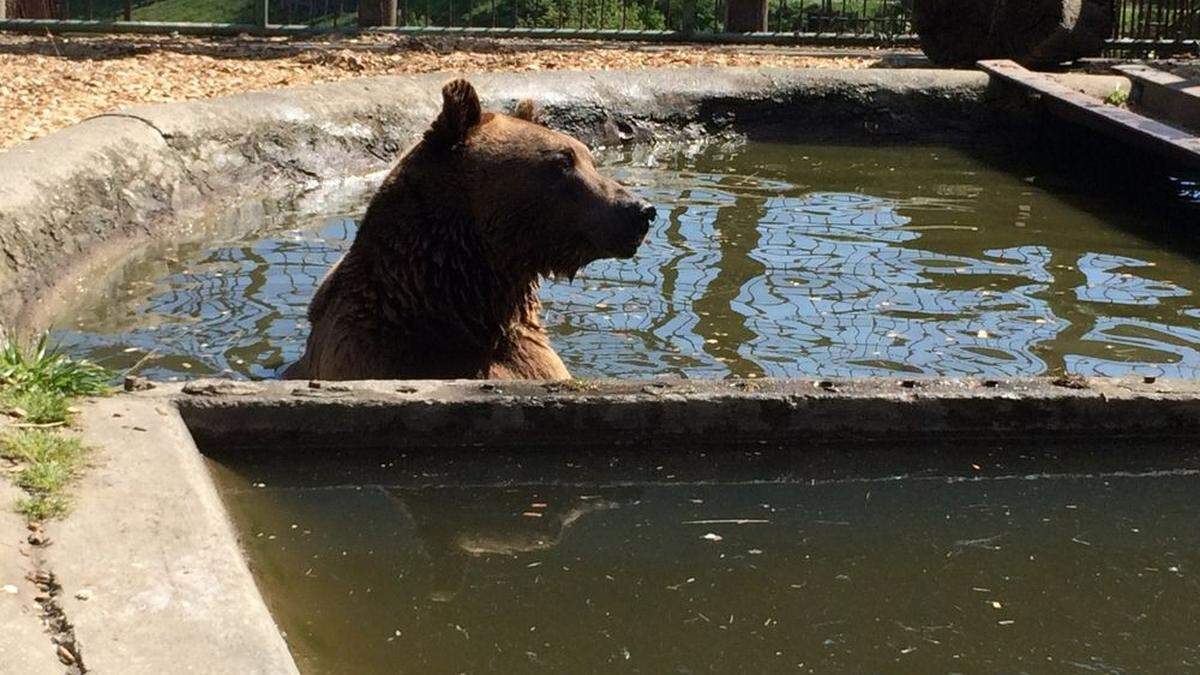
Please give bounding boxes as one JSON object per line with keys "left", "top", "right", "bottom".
{"left": 52, "top": 140, "right": 1200, "bottom": 379}
{"left": 207, "top": 443, "right": 1200, "bottom": 673}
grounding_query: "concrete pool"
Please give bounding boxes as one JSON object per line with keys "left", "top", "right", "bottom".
{"left": 2, "top": 67, "right": 1199, "bottom": 672}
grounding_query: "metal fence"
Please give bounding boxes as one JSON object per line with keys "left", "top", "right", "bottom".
{"left": 1114, "top": 0, "right": 1200, "bottom": 42}
{"left": 2, "top": 0, "right": 1198, "bottom": 47}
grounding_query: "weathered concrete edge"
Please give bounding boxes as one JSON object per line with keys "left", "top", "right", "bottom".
{"left": 44, "top": 396, "right": 299, "bottom": 674}
{"left": 160, "top": 375, "right": 1195, "bottom": 451}
{"left": 0, "top": 66, "right": 1126, "bottom": 335}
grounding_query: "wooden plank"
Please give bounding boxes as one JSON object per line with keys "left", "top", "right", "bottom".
{"left": 1112, "top": 63, "right": 1200, "bottom": 132}
{"left": 979, "top": 59, "right": 1200, "bottom": 170}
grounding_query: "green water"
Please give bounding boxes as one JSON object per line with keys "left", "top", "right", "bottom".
{"left": 208, "top": 443, "right": 1200, "bottom": 673}
{"left": 52, "top": 140, "right": 1200, "bottom": 380}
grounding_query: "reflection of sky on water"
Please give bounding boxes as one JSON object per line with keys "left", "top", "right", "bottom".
{"left": 51, "top": 143, "right": 1200, "bottom": 380}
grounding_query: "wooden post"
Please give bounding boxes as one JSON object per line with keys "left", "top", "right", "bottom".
{"left": 0, "top": 0, "right": 6, "bottom": 20}
{"left": 58, "top": 0, "right": 69, "bottom": 20}
{"left": 123, "top": 0, "right": 131, "bottom": 20}
{"left": 255, "top": 0, "right": 268, "bottom": 26}
{"left": 679, "top": 0, "right": 697, "bottom": 35}
{"left": 358, "top": 0, "right": 398, "bottom": 26}
{"left": 724, "top": 0, "right": 766, "bottom": 32}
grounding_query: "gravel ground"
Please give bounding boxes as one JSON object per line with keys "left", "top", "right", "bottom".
{"left": 0, "top": 33, "right": 885, "bottom": 149}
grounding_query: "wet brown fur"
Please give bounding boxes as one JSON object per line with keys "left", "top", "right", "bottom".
{"left": 284, "top": 79, "right": 652, "bottom": 381}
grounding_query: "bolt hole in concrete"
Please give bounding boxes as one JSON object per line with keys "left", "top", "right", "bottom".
{"left": 51, "top": 138, "right": 1200, "bottom": 381}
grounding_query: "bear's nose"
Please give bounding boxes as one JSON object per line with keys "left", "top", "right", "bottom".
{"left": 638, "top": 203, "right": 657, "bottom": 223}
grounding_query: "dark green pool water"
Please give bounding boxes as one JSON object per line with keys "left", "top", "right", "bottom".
{"left": 51, "top": 140, "right": 1200, "bottom": 380}
{"left": 207, "top": 443, "right": 1200, "bottom": 673}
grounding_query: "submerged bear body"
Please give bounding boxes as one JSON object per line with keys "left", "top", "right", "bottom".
{"left": 284, "top": 80, "right": 655, "bottom": 381}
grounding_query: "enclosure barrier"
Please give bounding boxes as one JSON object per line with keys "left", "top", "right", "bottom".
{"left": 1, "top": 0, "right": 1197, "bottom": 51}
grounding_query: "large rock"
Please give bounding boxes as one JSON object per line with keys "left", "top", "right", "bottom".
{"left": 914, "top": 0, "right": 1113, "bottom": 67}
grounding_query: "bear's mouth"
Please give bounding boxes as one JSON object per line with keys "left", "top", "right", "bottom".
{"left": 614, "top": 233, "right": 646, "bottom": 258}
{"left": 612, "top": 221, "right": 652, "bottom": 258}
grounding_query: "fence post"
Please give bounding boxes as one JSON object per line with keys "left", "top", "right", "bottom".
{"left": 255, "top": 0, "right": 268, "bottom": 26}
{"left": 359, "top": 0, "right": 399, "bottom": 26}
{"left": 123, "top": 0, "right": 131, "bottom": 20}
{"left": 724, "top": 0, "right": 767, "bottom": 31}
{"left": 679, "top": 0, "right": 697, "bottom": 34}
{"left": 0, "top": 0, "right": 6, "bottom": 20}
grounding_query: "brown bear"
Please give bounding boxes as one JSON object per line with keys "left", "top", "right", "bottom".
{"left": 283, "top": 79, "right": 656, "bottom": 381}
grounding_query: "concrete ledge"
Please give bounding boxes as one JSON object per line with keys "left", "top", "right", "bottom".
{"left": 169, "top": 376, "right": 1199, "bottom": 452}
{"left": 3, "top": 66, "right": 1117, "bottom": 335}
{"left": 45, "top": 396, "right": 298, "bottom": 674}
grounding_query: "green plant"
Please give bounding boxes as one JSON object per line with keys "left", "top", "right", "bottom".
{"left": 2, "top": 389, "right": 70, "bottom": 425}
{"left": 1104, "top": 88, "right": 1130, "bottom": 106}
{"left": 0, "top": 334, "right": 113, "bottom": 398}
{"left": 1, "top": 430, "right": 87, "bottom": 520}
{"left": 0, "top": 337, "right": 108, "bottom": 520}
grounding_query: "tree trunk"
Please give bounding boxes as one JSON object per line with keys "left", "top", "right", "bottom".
{"left": 914, "top": 0, "right": 1113, "bottom": 67}
{"left": 358, "top": 0, "right": 398, "bottom": 26}
{"left": 724, "top": 0, "right": 766, "bottom": 32}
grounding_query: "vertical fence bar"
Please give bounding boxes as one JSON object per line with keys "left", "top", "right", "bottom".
{"left": 256, "top": 0, "right": 269, "bottom": 26}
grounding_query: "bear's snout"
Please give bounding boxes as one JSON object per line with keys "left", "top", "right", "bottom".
{"left": 634, "top": 202, "right": 657, "bottom": 227}
{"left": 609, "top": 198, "right": 655, "bottom": 257}
{"left": 622, "top": 199, "right": 656, "bottom": 235}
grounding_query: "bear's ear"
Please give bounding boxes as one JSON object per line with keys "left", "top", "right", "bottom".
{"left": 513, "top": 99, "right": 543, "bottom": 125}
{"left": 426, "top": 79, "right": 482, "bottom": 149}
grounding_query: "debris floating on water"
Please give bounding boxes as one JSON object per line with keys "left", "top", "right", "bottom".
{"left": 701, "top": 533, "right": 724, "bottom": 542}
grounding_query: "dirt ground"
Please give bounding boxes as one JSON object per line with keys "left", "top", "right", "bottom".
{"left": 0, "top": 32, "right": 887, "bottom": 149}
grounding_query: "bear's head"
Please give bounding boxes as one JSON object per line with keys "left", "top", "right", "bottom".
{"left": 419, "top": 79, "right": 657, "bottom": 278}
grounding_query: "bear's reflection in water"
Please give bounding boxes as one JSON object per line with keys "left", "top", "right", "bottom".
{"left": 384, "top": 487, "right": 640, "bottom": 603}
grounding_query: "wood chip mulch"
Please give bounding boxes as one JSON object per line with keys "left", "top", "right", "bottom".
{"left": 0, "top": 33, "right": 880, "bottom": 149}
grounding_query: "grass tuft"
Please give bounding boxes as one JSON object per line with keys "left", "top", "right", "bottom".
{"left": 1, "top": 430, "right": 87, "bottom": 520}
{"left": 2, "top": 389, "right": 70, "bottom": 425}
{"left": 0, "top": 334, "right": 113, "bottom": 398}
{"left": 0, "top": 336, "right": 107, "bottom": 521}
{"left": 1104, "top": 88, "right": 1130, "bottom": 107}
{"left": 16, "top": 494, "right": 71, "bottom": 521}
{"left": 0, "top": 334, "right": 112, "bottom": 425}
